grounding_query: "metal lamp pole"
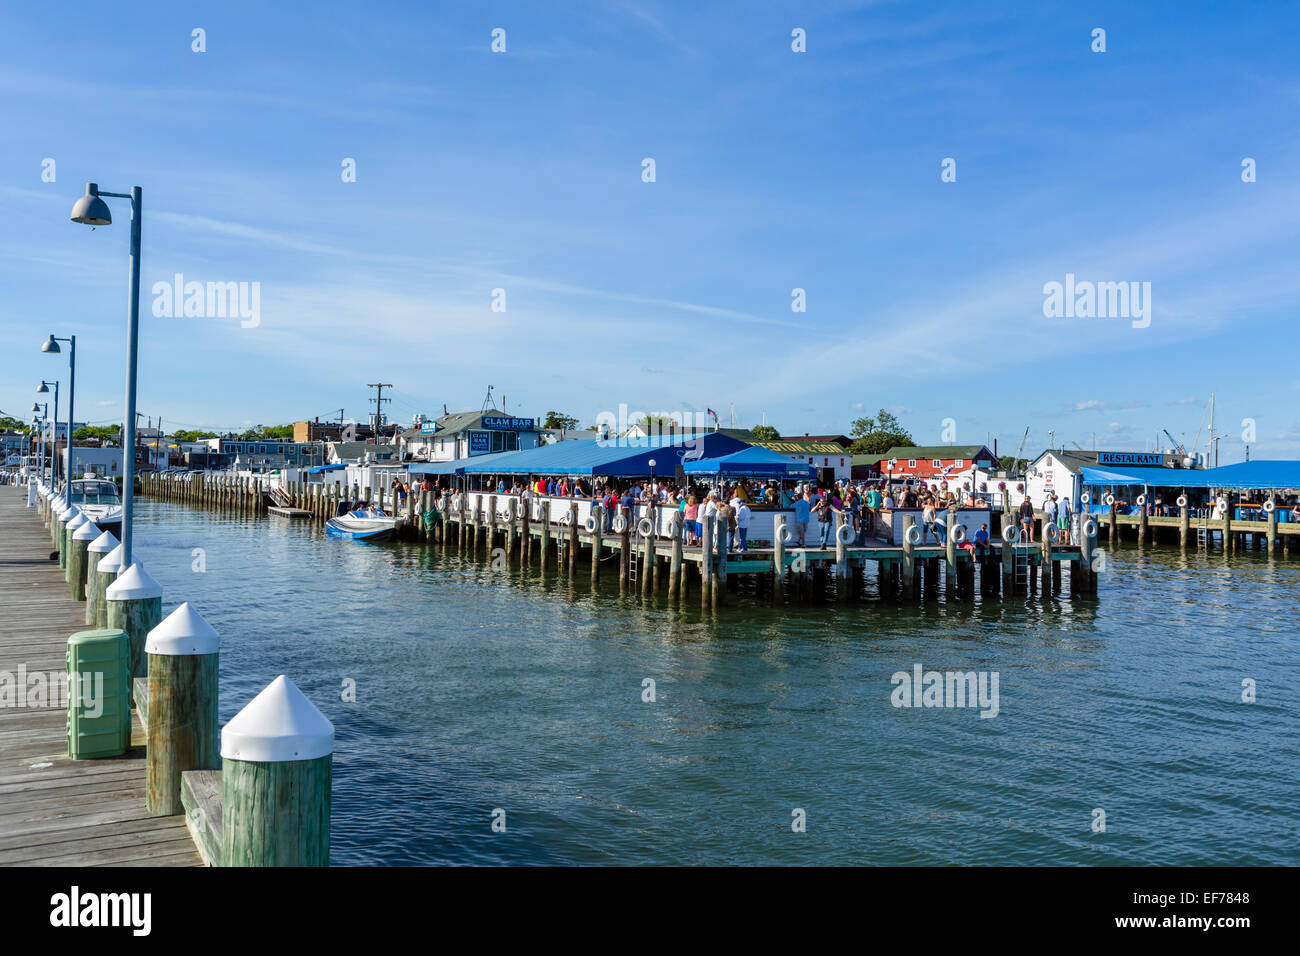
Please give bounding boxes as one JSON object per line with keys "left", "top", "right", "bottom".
{"left": 70, "top": 182, "right": 143, "bottom": 567}
{"left": 42, "top": 334, "right": 75, "bottom": 494}
{"left": 37, "top": 380, "right": 58, "bottom": 487}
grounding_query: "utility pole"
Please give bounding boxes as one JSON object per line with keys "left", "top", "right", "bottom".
{"left": 367, "top": 383, "right": 392, "bottom": 434}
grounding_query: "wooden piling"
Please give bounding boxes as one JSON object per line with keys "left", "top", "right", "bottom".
{"left": 105, "top": 563, "right": 163, "bottom": 682}
{"left": 220, "top": 676, "right": 333, "bottom": 867}
{"left": 145, "top": 603, "right": 220, "bottom": 816}
{"left": 669, "top": 511, "right": 682, "bottom": 602}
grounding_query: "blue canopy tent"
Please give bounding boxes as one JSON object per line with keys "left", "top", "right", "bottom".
{"left": 682, "top": 444, "right": 815, "bottom": 479}
{"left": 407, "top": 450, "right": 519, "bottom": 477}
{"left": 457, "top": 433, "right": 750, "bottom": 477}
{"left": 306, "top": 463, "right": 346, "bottom": 474}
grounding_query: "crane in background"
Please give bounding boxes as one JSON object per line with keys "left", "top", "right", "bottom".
{"left": 1012, "top": 426, "right": 1030, "bottom": 475}
{"left": 1161, "top": 429, "right": 1186, "bottom": 457}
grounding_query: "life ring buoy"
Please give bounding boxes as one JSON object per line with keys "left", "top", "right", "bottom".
{"left": 1263, "top": 499, "right": 1276, "bottom": 513}
{"left": 584, "top": 515, "right": 598, "bottom": 533}
{"left": 1082, "top": 519, "right": 1098, "bottom": 538}
{"left": 1002, "top": 525, "right": 1019, "bottom": 544}
{"left": 1080, "top": 492, "right": 1090, "bottom": 505}
{"left": 613, "top": 515, "right": 627, "bottom": 534}
{"left": 1104, "top": 493, "right": 1116, "bottom": 506}
{"left": 1136, "top": 494, "right": 1146, "bottom": 506}
{"left": 1176, "top": 495, "right": 1188, "bottom": 508}
{"left": 836, "top": 522, "right": 854, "bottom": 545}
{"left": 1044, "top": 523, "right": 1059, "bottom": 543}
{"left": 904, "top": 524, "right": 922, "bottom": 545}
{"left": 559, "top": 512, "right": 572, "bottom": 526}
{"left": 951, "top": 524, "right": 966, "bottom": 544}
{"left": 779, "top": 524, "right": 795, "bottom": 545}
{"left": 637, "top": 516, "right": 655, "bottom": 537}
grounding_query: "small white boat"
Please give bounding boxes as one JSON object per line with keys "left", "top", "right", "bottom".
{"left": 67, "top": 476, "right": 123, "bottom": 536}
{"left": 326, "top": 507, "right": 404, "bottom": 541}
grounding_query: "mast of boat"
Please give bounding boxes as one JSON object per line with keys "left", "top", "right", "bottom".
{"left": 1208, "top": 392, "right": 1215, "bottom": 467}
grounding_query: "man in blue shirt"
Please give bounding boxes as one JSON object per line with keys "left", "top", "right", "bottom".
{"left": 974, "top": 523, "right": 991, "bottom": 560}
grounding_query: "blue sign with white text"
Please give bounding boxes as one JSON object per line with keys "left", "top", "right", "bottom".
{"left": 481, "top": 416, "right": 535, "bottom": 431}
{"left": 468, "top": 431, "right": 490, "bottom": 453}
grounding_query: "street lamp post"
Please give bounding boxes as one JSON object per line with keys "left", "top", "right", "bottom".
{"left": 37, "top": 380, "right": 58, "bottom": 488}
{"left": 70, "top": 182, "right": 143, "bottom": 567}
{"left": 42, "top": 334, "right": 75, "bottom": 495}
{"left": 30, "top": 403, "right": 47, "bottom": 484}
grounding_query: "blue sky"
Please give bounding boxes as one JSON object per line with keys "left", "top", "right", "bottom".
{"left": 2, "top": 0, "right": 1297, "bottom": 461}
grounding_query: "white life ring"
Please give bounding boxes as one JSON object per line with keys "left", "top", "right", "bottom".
{"left": 951, "top": 524, "right": 966, "bottom": 544}
{"left": 637, "top": 516, "right": 655, "bottom": 537}
{"left": 1104, "top": 493, "right": 1115, "bottom": 506}
{"left": 613, "top": 515, "right": 627, "bottom": 534}
{"left": 584, "top": 515, "right": 598, "bottom": 533}
{"left": 1263, "top": 499, "right": 1276, "bottom": 513}
{"left": 1002, "top": 525, "right": 1019, "bottom": 544}
{"left": 779, "top": 523, "right": 795, "bottom": 545}
{"left": 1176, "top": 495, "right": 1188, "bottom": 508}
{"left": 1083, "top": 519, "right": 1098, "bottom": 538}
{"left": 1044, "top": 523, "right": 1059, "bottom": 543}
{"left": 904, "top": 524, "right": 922, "bottom": 545}
{"left": 836, "top": 522, "right": 854, "bottom": 545}
{"left": 1136, "top": 494, "right": 1146, "bottom": 506}
{"left": 559, "top": 512, "right": 572, "bottom": 526}
{"left": 1080, "top": 492, "right": 1090, "bottom": 505}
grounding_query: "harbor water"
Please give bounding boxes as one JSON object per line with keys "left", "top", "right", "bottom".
{"left": 134, "top": 500, "right": 1299, "bottom": 865}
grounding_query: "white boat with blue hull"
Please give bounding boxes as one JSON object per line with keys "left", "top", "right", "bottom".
{"left": 326, "top": 508, "right": 404, "bottom": 541}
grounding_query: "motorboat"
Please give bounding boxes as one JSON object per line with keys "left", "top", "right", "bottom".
{"left": 66, "top": 476, "right": 123, "bottom": 536}
{"left": 326, "top": 507, "right": 404, "bottom": 541}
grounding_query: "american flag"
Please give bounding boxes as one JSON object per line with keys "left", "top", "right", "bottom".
{"left": 706, "top": 408, "right": 718, "bottom": 421}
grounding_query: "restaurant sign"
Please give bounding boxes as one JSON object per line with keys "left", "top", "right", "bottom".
{"left": 481, "top": 416, "right": 535, "bottom": 432}
{"left": 1097, "top": 452, "right": 1164, "bottom": 467}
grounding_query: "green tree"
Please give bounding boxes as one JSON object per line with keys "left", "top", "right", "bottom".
{"left": 543, "top": 411, "right": 579, "bottom": 431}
{"left": 750, "top": 424, "right": 781, "bottom": 441}
{"left": 848, "top": 408, "right": 915, "bottom": 455}
{"left": 73, "top": 425, "right": 121, "bottom": 443}
{"left": 170, "top": 429, "right": 218, "bottom": 443}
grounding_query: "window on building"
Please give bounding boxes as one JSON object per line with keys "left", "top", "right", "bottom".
{"left": 908, "top": 459, "right": 917, "bottom": 468}
{"left": 955, "top": 459, "right": 964, "bottom": 467}
{"left": 933, "top": 459, "right": 942, "bottom": 468}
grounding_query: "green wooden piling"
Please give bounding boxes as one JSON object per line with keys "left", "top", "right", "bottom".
{"left": 105, "top": 563, "right": 163, "bottom": 682}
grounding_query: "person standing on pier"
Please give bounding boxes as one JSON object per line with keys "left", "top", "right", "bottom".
{"left": 734, "top": 499, "right": 751, "bottom": 552}
{"left": 793, "top": 488, "right": 812, "bottom": 547}
{"left": 1020, "top": 495, "right": 1036, "bottom": 543}
{"left": 922, "top": 496, "right": 939, "bottom": 545}
{"left": 1057, "top": 496, "right": 1072, "bottom": 544}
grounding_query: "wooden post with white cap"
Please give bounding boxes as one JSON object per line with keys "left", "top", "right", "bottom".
{"left": 64, "top": 512, "right": 90, "bottom": 584}
{"left": 55, "top": 504, "right": 75, "bottom": 565}
{"left": 85, "top": 531, "right": 118, "bottom": 626}
{"left": 68, "top": 520, "right": 99, "bottom": 601}
{"left": 145, "top": 603, "right": 220, "bottom": 815}
{"left": 94, "top": 543, "right": 125, "bottom": 629}
{"left": 106, "top": 563, "right": 163, "bottom": 682}
{"left": 221, "top": 675, "right": 334, "bottom": 867}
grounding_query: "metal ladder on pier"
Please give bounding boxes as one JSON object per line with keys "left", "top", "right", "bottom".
{"left": 628, "top": 528, "right": 640, "bottom": 583}
{"left": 1196, "top": 511, "right": 1209, "bottom": 546}
{"left": 1013, "top": 545, "right": 1030, "bottom": 591}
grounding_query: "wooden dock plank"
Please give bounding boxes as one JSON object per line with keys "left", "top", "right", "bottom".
{"left": 0, "top": 487, "right": 199, "bottom": 867}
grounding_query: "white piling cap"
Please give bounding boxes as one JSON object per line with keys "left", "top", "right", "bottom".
{"left": 66, "top": 512, "right": 90, "bottom": 532}
{"left": 97, "top": 543, "right": 127, "bottom": 574}
{"left": 146, "top": 602, "right": 219, "bottom": 656}
{"left": 106, "top": 562, "right": 162, "bottom": 600}
{"left": 57, "top": 505, "right": 76, "bottom": 520}
{"left": 88, "top": 530, "right": 119, "bottom": 553}
{"left": 73, "top": 520, "right": 100, "bottom": 541}
{"left": 221, "top": 675, "right": 334, "bottom": 762}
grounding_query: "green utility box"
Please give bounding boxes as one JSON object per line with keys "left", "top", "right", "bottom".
{"left": 66, "top": 628, "right": 131, "bottom": 760}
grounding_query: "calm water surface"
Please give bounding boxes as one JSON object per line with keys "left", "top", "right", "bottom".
{"left": 133, "top": 501, "right": 1299, "bottom": 865}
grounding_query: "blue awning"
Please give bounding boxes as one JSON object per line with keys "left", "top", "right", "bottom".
{"left": 682, "top": 444, "right": 815, "bottom": 478}
{"left": 1081, "top": 460, "right": 1300, "bottom": 490}
{"left": 407, "top": 450, "right": 520, "bottom": 476}
{"left": 458, "top": 433, "right": 750, "bottom": 477}
{"left": 306, "top": 463, "right": 346, "bottom": 474}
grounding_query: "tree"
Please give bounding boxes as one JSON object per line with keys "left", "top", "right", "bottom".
{"left": 170, "top": 429, "right": 218, "bottom": 443}
{"left": 750, "top": 424, "right": 781, "bottom": 441}
{"left": 73, "top": 425, "right": 121, "bottom": 443}
{"left": 543, "top": 411, "right": 579, "bottom": 431}
{"left": 848, "top": 408, "right": 915, "bottom": 455}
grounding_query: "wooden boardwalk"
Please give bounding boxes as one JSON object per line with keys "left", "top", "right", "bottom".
{"left": 0, "top": 486, "right": 199, "bottom": 866}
